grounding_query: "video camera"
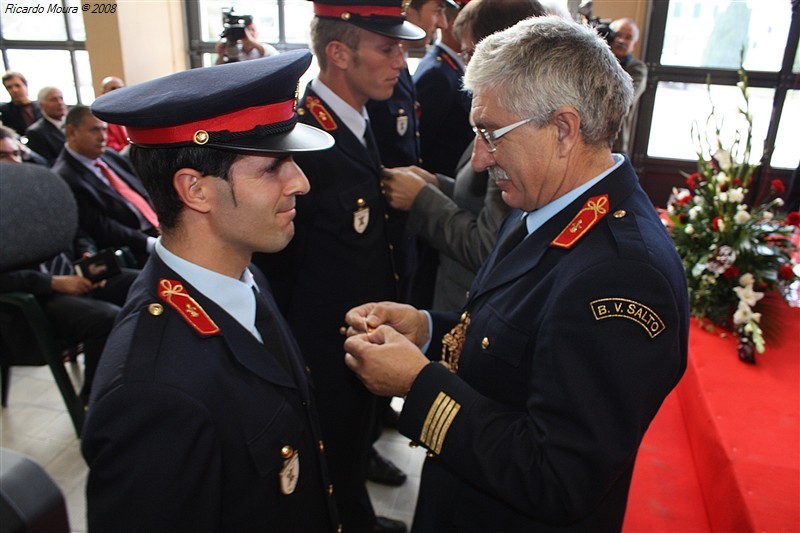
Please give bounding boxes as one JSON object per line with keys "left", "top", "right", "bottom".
{"left": 219, "top": 8, "right": 253, "bottom": 63}
{"left": 577, "top": 0, "right": 615, "bottom": 44}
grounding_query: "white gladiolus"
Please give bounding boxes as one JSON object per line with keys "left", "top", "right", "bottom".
{"left": 729, "top": 188, "right": 745, "bottom": 203}
{"left": 685, "top": 224, "right": 695, "bottom": 235}
{"left": 734, "top": 210, "right": 751, "bottom": 224}
{"left": 739, "top": 273, "right": 755, "bottom": 286}
{"left": 734, "top": 284, "right": 764, "bottom": 307}
{"left": 763, "top": 211, "right": 774, "bottom": 221}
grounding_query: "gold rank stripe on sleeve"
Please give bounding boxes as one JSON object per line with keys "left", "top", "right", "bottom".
{"left": 420, "top": 392, "right": 461, "bottom": 455}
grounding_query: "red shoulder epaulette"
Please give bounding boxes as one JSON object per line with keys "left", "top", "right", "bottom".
{"left": 158, "top": 278, "right": 220, "bottom": 337}
{"left": 304, "top": 96, "right": 338, "bottom": 131}
{"left": 551, "top": 194, "right": 609, "bottom": 249}
{"left": 440, "top": 51, "right": 458, "bottom": 71}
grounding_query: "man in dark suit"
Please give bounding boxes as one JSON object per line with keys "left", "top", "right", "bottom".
{"left": 81, "top": 50, "right": 341, "bottom": 531}
{"left": 24, "top": 86, "right": 67, "bottom": 166}
{"left": 344, "top": 17, "right": 689, "bottom": 532}
{"left": 52, "top": 105, "right": 158, "bottom": 267}
{"left": 253, "top": 3, "right": 424, "bottom": 532}
{"left": 1, "top": 71, "right": 42, "bottom": 135}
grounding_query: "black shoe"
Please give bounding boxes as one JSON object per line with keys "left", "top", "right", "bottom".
{"left": 367, "top": 452, "right": 407, "bottom": 486}
{"left": 373, "top": 516, "right": 407, "bottom": 533}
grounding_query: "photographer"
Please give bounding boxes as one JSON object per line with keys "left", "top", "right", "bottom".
{"left": 214, "top": 11, "right": 279, "bottom": 64}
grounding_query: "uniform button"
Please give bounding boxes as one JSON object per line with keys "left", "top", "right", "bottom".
{"left": 318, "top": 440, "right": 325, "bottom": 453}
{"left": 481, "top": 337, "right": 490, "bottom": 349}
{"left": 384, "top": 213, "right": 389, "bottom": 220}
{"left": 339, "top": 326, "right": 347, "bottom": 335}
{"left": 337, "top": 526, "right": 343, "bottom": 533}
{"left": 408, "top": 441, "right": 419, "bottom": 448}
{"left": 415, "top": 131, "right": 420, "bottom": 137}
{"left": 357, "top": 197, "right": 366, "bottom": 207}
{"left": 281, "top": 445, "right": 294, "bottom": 459}
{"left": 306, "top": 365, "right": 311, "bottom": 373}
{"left": 297, "top": 108, "right": 306, "bottom": 116}
{"left": 394, "top": 273, "right": 400, "bottom": 282}
{"left": 426, "top": 451, "right": 437, "bottom": 458}
{"left": 148, "top": 303, "right": 164, "bottom": 316}
{"left": 613, "top": 209, "right": 627, "bottom": 219}
{"left": 328, "top": 484, "right": 335, "bottom": 496}
{"left": 398, "top": 108, "right": 406, "bottom": 115}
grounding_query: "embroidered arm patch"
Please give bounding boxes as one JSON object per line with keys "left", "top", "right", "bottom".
{"left": 420, "top": 391, "right": 461, "bottom": 455}
{"left": 590, "top": 297, "right": 665, "bottom": 338}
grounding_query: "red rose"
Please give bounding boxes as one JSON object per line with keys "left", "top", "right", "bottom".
{"left": 686, "top": 173, "right": 700, "bottom": 189}
{"left": 779, "top": 264, "right": 795, "bottom": 280}
{"left": 771, "top": 179, "right": 786, "bottom": 193}
{"left": 711, "top": 216, "right": 723, "bottom": 231}
{"left": 732, "top": 178, "right": 742, "bottom": 186}
{"left": 723, "top": 266, "right": 740, "bottom": 279}
{"left": 787, "top": 212, "right": 800, "bottom": 226}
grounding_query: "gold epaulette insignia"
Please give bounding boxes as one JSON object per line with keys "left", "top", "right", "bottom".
{"left": 305, "top": 96, "right": 338, "bottom": 131}
{"left": 590, "top": 297, "right": 666, "bottom": 338}
{"left": 158, "top": 278, "right": 220, "bottom": 337}
{"left": 551, "top": 194, "right": 609, "bottom": 249}
{"left": 440, "top": 52, "right": 458, "bottom": 71}
{"left": 440, "top": 311, "right": 470, "bottom": 372}
{"left": 420, "top": 391, "right": 461, "bottom": 455}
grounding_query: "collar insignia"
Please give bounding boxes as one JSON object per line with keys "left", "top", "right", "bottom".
{"left": 158, "top": 278, "right": 220, "bottom": 337}
{"left": 551, "top": 194, "right": 609, "bottom": 249}
{"left": 304, "top": 96, "right": 338, "bottom": 131}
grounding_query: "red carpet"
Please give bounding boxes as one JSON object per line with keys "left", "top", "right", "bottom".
{"left": 624, "top": 302, "right": 800, "bottom": 532}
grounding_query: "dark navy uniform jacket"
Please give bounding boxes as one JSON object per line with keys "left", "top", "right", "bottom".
{"left": 253, "top": 84, "right": 399, "bottom": 531}
{"left": 81, "top": 253, "right": 339, "bottom": 532}
{"left": 399, "top": 159, "right": 689, "bottom": 532}
{"left": 413, "top": 44, "right": 473, "bottom": 177}
{"left": 366, "top": 67, "right": 421, "bottom": 168}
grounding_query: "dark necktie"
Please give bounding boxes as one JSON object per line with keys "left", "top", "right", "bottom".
{"left": 364, "top": 120, "right": 382, "bottom": 167}
{"left": 252, "top": 287, "right": 291, "bottom": 372}
{"left": 95, "top": 159, "right": 159, "bottom": 229}
{"left": 494, "top": 215, "right": 529, "bottom": 264}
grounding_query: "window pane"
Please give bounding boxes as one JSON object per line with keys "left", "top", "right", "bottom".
{"left": 771, "top": 90, "right": 799, "bottom": 169}
{"left": 647, "top": 81, "right": 772, "bottom": 166}
{"left": 661, "top": 0, "right": 792, "bottom": 71}
{"left": 3, "top": 49, "right": 77, "bottom": 103}
{"left": 75, "top": 50, "right": 95, "bottom": 105}
{"left": 198, "top": 1, "right": 280, "bottom": 43}
{"left": 284, "top": 0, "right": 314, "bottom": 44}
{"left": 0, "top": 6, "right": 67, "bottom": 40}
{"left": 66, "top": 0, "right": 86, "bottom": 40}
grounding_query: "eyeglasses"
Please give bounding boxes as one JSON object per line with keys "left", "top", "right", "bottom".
{"left": 472, "top": 117, "right": 532, "bottom": 153}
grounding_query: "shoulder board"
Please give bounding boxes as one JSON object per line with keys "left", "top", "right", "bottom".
{"left": 551, "top": 194, "right": 610, "bottom": 249}
{"left": 439, "top": 51, "right": 459, "bottom": 72}
{"left": 157, "top": 278, "right": 220, "bottom": 337}
{"left": 303, "top": 96, "right": 338, "bottom": 131}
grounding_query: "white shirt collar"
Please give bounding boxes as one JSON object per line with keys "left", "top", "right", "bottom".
{"left": 310, "top": 77, "right": 370, "bottom": 142}
{"left": 155, "top": 239, "right": 262, "bottom": 341}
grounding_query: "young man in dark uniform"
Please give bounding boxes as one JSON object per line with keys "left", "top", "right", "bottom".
{"left": 81, "top": 50, "right": 342, "bottom": 532}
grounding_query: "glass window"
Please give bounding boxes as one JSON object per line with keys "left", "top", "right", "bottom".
{"left": 3, "top": 50, "right": 88, "bottom": 105}
{"left": 662, "top": 0, "right": 793, "bottom": 71}
{"left": 0, "top": 7, "right": 67, "bottom": 41}
{"left": 771, "top": 90, "right": 799, "bottom": 170}
{"left": 647, "top": 82, "right": 773, "bottom": 166}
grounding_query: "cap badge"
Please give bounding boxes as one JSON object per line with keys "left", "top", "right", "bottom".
{"left": 401, "top": 0, "right": 412, "bottom": 15}
{"left": 305, "top": 96, "right": 338, "bottom": 131}
{"left": 158, "top": 278, "right": 220, "bottom": 337}
{"left": 193, "top": 130, "right": 209, "bottom": 145}
{"left": 551, "top": 194, "right": 609, "bottom": 249}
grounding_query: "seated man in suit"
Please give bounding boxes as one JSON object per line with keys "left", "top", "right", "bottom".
{"left": 1, "top": 71, "right": 42, "bottom": 135}
{"left": 24, "top": 86, "right": 67, "bottom": 166}
{"left": 52, "top": 105, "right": 158, "bottom": 267}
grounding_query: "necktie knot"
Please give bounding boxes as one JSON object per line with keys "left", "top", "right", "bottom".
{"left": 494, "top": 214, "right": 528, "bottom": 264}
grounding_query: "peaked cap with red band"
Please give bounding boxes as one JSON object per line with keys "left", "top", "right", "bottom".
{"left": 90, "top": 49, "right": 334, "bottom": 154}
{"left": 310, "top": 0, "right": 427, "bottom": 41}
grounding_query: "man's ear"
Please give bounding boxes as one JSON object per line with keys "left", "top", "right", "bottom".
{"left": 327, "top": 40, "right": 353, "bottom": 70}
{"left": 551, "top": 105, "right": 581, "bottom": 157}
{"left": 173, "top": 168, "right": 212, "bottom": 214}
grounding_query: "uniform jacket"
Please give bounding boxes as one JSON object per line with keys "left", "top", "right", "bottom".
{"left": 408, "top": 141, "right": 511, "bottom": 310}
{"left": 413, "top": 44, "right": 473, "bottom": 177}
{"left": 399, "top": 158, "right": 689, "bottom": 531}
{"left": 24, "top": 117, "right": 65, "bottom": 166}
{"left": 253, "top": 84, "right": 400, "bottom": 530}
{"left": 0, "top": 100, "right": 41, "bottom": 135}
{"left": 52, "top": 148, "right": 156, "bottom": 265}
{"left": 81, "top": 253, "right": 340, "bottom": 532}
{"left": 366, "top": 68, "right": 421, "bottom": 168}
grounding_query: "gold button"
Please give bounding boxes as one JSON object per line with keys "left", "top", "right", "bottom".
{"left": 337, "top": 526, "right": 343, "bottom": 533}
{"left": 328, "top": 484, "right": 334, "bottom": 496}
{"left": 357, "top": 197, "right": 365, "bottom": 207}
{"left": 426, "top": 451, "right": 437, "bottom": 458}
{"left": 481, "top": 337, "right": 490, "bottom": 349}
{"left": 384, "top": 213, "right": 389, "bottom": 220}
{"left": 339, "top": 326, "right": 347, "bottom": 335}
{"left": 318, "top": 440, "right": 325, "bottom": 453}
{"left": 388, "top": 244, "right": 394, "bottom": 251}
{"left": 193, "top": 130, "right": 209, "bottom": 145}
{"left": 394, "top": 273, "right": 400, "bottom": 281}
{"left": 398, "top": 108, "right": 406, "bottom": 115}
{"left": 281, "top": 445, "right": 294, "bottom": 459}
{"left": 297, "top": 108, "right": 306, "bottom": 116}
{"left": 148, "top": 303, "right": 164, "bottom": 316}
{"left": 306, "top": 365, "right": 311, "bottom": 374}
{"left": 341, "top": 12, "right": 350, "bottom": 20}
{"left": 613, "top": 209, "right": 627, "bottom": 219}
{"left": 408, "top": 441, "right": 419, "bottom": 448}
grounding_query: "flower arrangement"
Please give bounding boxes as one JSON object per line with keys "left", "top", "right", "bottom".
{"left": 665, "top": 65, "right": 799, "bottom": 364}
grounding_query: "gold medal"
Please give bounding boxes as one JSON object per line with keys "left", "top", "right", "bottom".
{"left": 441, "top": 311, "right": 470, "bottom": 372}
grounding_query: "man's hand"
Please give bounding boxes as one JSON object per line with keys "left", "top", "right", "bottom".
{"left": 381, "top": 166, "right": 438, "bottom": 211}
{"left": 345, "top": 301, "right": 429, "bottom": 348}
{"left": 344, "top": 326, "right": 429, "bottom": 397}
{"left": 51, "top": 275, "right": 95, "bottom": 295}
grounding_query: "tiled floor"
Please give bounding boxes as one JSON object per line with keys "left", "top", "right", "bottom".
{"left": 0, "top": 364, "right": 425, "bottom": 532}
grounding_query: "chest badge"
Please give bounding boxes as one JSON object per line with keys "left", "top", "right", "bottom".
{"left": 396, "top": 114, "right": 408, "bottom": 137}
{"left": 353, "top": 197, "right": 369, "bottom": 234}
{"left": 551, "top": 194, "right": 609, "bottom": 249}
{"left": 279, "top": 447, "right": 300, "bottom": 495}
{"left": 158, "top": 278, "right": 220, "bottom": 337}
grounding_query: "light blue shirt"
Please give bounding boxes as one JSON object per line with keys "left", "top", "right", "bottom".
{"left": 155, "top": 239, "right": 263, "bottom": 342}
{"left": 310, "top": 77, "right": 370, "bottom": 146}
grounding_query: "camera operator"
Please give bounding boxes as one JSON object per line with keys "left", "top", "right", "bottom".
{"left": 214, "top": 11, "right": 279, "bottom": 65}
